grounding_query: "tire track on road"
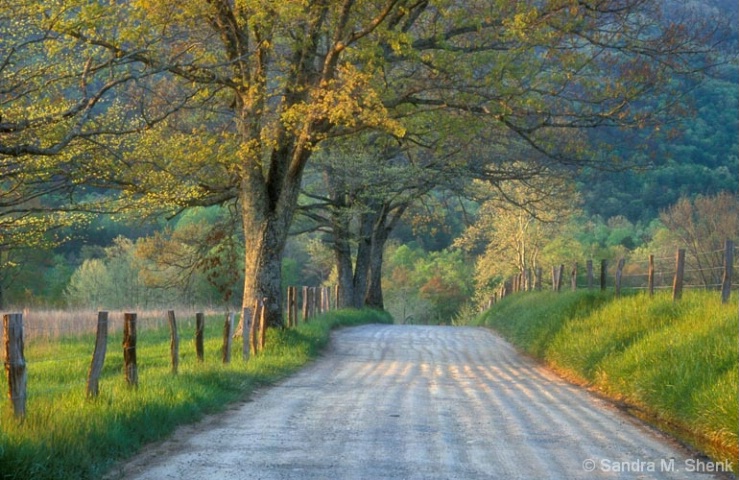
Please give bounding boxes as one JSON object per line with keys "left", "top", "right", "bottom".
{"left": 115, "top": 324, "right": 731, "bottom": 480}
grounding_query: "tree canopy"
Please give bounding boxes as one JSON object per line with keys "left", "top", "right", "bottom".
{"left": 1, "top": 0, "right": 726, "bottom": 323}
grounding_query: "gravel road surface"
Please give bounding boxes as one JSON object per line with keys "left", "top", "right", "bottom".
{"left": 112, "top": 324, "right": 733, "bottom": 480}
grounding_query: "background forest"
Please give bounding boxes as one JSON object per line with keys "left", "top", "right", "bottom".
{"left": 1, "top": 0, "right": 737, "bottom": 325}
{"left": 3, "top": 70, "right": 736, "bottom": 322}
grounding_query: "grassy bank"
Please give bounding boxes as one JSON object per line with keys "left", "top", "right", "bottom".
{"left": 0, "top": 309, "right": 391, "bottom": 480}
{"left": 468, "top": 290, "right": 738, "bottom": 465}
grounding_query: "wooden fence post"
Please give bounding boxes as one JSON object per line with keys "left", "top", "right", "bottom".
{"left": 313, "top": 287, "right": 320, "bottom": 316}
{"left": 586, "top": 260, "right": 594, "bottom": 289}
{"left": 310, "top": 287, "right": 317, "bottom": 315}
{"left": 294, "top": 287, "right": 301, "bottom": 323}
{"left": 286, "top": 287, "right": 292, "bottom": 328}
{"left": 302, "top": 287, "right": 310, "bottom": 322}
{"left": 3, "top": 313, "right": 27, "bottom": 418}
{"left": 123, "top": 313, "right": 138, "bottom": 387}
{"left": 557, "top": 265, "right": 564, "bottom": 292}
{"left": 195, "top": 312, "right": 205, "bottom": 362}
{"left": 294, "top": 288, "right": 298, "bottom": 326}
{"left": 222, "top": 312, "right": 234, "bottom": 364}
{"left": 87, "top": 311, "right": 109, "bottom": 398}
{"left": 167, "top": 310, "right": 179, "bottom": 375}
{"left": 615, "top": 258, "right": 626, "bottom": 297}
{"left": 310, "top": 287, "right": 317, "bottom": 318}
{"left": 600, "top": 259, "right": 608, "bottom": 291}
{"left": 571, "top": 264, "right": 577, "bottom": 291}
{"left": 258, "top": 297, "right": 267, "bottom": 352}
{"left": 673, "top": 248, "right": 686, "bottom": 301}
{"left": 721, "top": 239, "right": 734, "bottom": 304}
{"left": 242, "top": 307, "right": 252, "bottom": 360}
{"left": 551, "top": 265, "right": 564, "bottom": 292}
{"left": 250, "top": 299, "right": 261, "bottom": 355}
{"left": 648, "top": 254, "right": 655, "bottom": 297}
{"left": 287, "top": 287, "right": 296, "bottom": 327}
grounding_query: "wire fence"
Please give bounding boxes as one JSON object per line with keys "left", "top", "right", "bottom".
{"left": 16, "top": 308, "right": 219, "bottom": 342}
{"left": 1, "top": 285, "right": 338, "bottom": 419}
{"left": 487, "top": 240, "right": 738, "bottom": 307}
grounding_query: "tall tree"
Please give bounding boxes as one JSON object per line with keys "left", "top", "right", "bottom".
{"left": 3, "top": 1, "right": 720, "bottom": 326}
{"left": 456, "top": 176, "right": 579, "bottom": 294}
{"left": 0, "top": 0, "right": 159, "bottom": 302}
{"left": 298, "top": 133, "right": 440, "bottom": 309}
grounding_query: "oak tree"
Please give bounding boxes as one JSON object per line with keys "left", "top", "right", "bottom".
{"left": 2, "top": 0, "right": 720, "bottom": 326}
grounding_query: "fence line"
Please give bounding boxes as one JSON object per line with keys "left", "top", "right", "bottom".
{"left": 2, "top": 285, "right": 337, "bottom": 420}
{"left": 487, "top": 240, "right": 737, "bottom": 308}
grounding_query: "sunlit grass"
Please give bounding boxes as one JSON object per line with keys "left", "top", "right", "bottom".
{"left": 0, "top": 309, "right": 392, "bottom": 480}
{"left": 472, "top": 290, "right": 738, "bottom": 465}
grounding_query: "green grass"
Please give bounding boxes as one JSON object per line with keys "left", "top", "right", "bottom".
{"left": 469, "top": 290, "right": 738, "bottom": 465}
{"left": 0, "top": 309, "right": 392, "bottom": 480}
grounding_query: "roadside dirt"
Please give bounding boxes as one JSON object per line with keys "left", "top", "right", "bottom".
{"left": 109, "top": 324, "right": 734, "bottom": 479}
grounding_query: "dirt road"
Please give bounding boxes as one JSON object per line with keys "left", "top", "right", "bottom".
{"left": 112, "top": 324, "right": 732, "bottom": 479}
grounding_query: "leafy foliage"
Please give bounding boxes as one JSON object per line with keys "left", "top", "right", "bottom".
{"left": 455, "top": 178, "right": 579, "bottom": 294}
{"left": 1, "top": 0, "right": 733, "bottom": 323}
{"left": 383, "top": 243, "right": 473, "bottom": 324}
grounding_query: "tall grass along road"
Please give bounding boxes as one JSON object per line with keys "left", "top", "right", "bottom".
{"left": 112, "top": 325, "right": 731, "bottom": 480}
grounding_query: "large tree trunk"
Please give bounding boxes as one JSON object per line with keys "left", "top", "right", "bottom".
{"left": 331, "top": 210, "right": 374, "bottom": 309}
{"left": 334, "top": 233, "right": 355, "bottom": 309}
{"left": 327, "top": 172, "right": 376, "bottom": 309}
{"left": 325, "top": 166, "right": 357, "bottom": 310}
{"left": 364, "top": 208, "right": 389, "bottom": 310}
{"left": 364, "top": 236, "right": 386, "bottom": 309}
{"left": 350, "top": 210, "right": 374, "bottom": 308}
{"left": 241, "top": 213, "right": 288, "bottom": 329}
{"left": 239, "top": 142, "right": 307, "bottom": 328}
{"left": 365, "top": 202, "right": 410, "bottom": 310}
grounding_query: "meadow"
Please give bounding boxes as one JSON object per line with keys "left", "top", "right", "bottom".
{"left": 0, "top": 308, "right": 392, "bottom": 480}
{"left": 468, "top": 290, "right": 739, "bottom": 465}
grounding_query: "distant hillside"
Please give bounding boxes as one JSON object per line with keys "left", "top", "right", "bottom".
{"left": 578, "top": 1, "right": 738, "bottom": 223}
